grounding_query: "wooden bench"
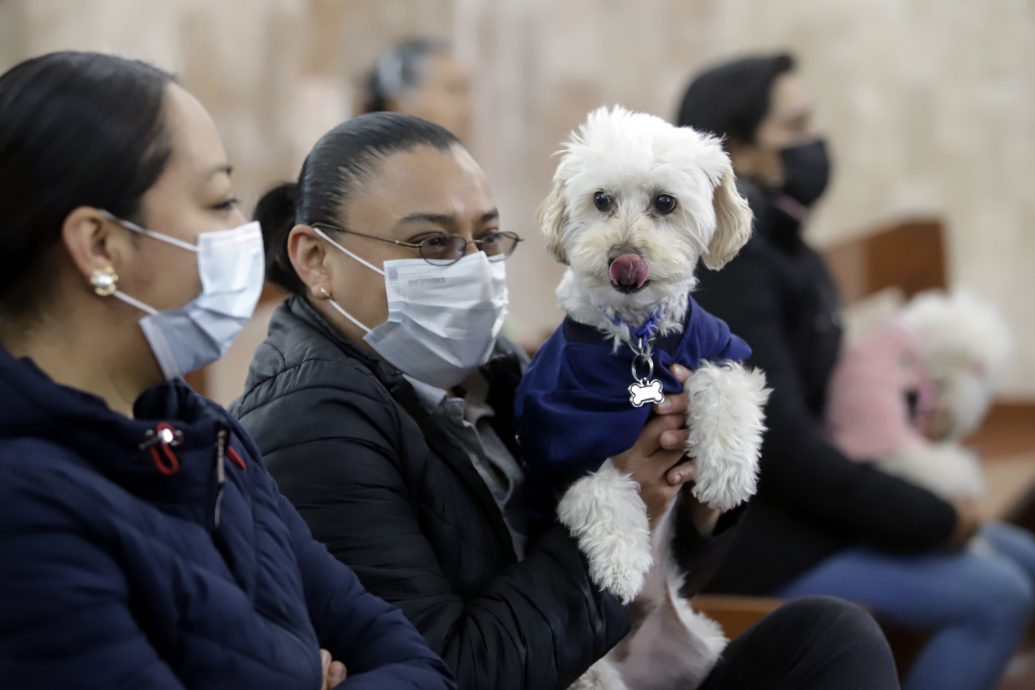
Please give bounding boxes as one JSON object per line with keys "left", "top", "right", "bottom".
{"left": 822, "top": 218, "right": 947, "bottom": 305}
{"left": 971, "top": 408, "right": 1035, "bottom": 529}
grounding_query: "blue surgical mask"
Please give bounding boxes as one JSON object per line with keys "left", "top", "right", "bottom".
{"left": 100, "top": 211, "right": 265, "bottom": 380}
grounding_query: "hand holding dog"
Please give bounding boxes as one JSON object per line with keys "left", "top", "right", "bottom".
{"left": 612, "top": 364, "right": 696, "bottom": 528}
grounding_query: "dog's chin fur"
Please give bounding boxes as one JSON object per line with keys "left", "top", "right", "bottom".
{"left": 558, "top": 269, "right": 695, "bottom": 349}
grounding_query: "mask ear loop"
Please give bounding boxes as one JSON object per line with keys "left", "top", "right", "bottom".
{"left": 313, "top": 227, "right": 385, "bottom": 276}
{"left": 96, "top": 211, "right": 199, "bottom": 317}
{"left": 111, "top": 290, "right": 159, "bottom": 316}
{"left": 97, "top": 209, "right": 200, "bottom": 252}
{"left": 319, "top": 287, "right": 373, "bottom": 335}
{"left": 313, "top": 227, "right": 384, "bottom": 335}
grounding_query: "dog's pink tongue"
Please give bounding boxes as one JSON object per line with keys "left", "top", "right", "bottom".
{"left": 609, "top": 254, "right": 650, "bottom": 288}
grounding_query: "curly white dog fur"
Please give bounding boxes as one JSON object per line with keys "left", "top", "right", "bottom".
{"left": 541, "top": 106, "right": 770, "bottom": 690}
{"left": 830, "top": 290, "right": 1012, "bottom": 504}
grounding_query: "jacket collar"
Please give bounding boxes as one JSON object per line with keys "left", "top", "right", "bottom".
{"left": 286, "top": 295, "right": 407, "bottom": 384}
{"left": 0, "top": 347, "right": 231, "bottom": 524}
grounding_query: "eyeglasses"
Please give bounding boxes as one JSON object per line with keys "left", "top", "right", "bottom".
{"left": 313, "top": 223, "right": 522, "bottom": 267}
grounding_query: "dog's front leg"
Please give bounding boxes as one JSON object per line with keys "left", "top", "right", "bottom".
{"left": 557, "top": 459, "right": 653, "bottom": 603}
{"left": 684, "top": 361, "right": 769, "bottom": 511}
{"left": 605, "top": 497, "right": 727, "bottom": 690}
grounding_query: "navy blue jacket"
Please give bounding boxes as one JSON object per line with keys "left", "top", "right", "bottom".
{"left": 515, "top": 297, "right": 750, "bottom": 523}
{"left": 0, "top": 348, "right": 454, "bottom": 689}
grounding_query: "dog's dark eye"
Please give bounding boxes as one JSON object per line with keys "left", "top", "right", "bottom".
{"left": 593, "top": 191, "right": 614, "bottom": 213}
{"left": 653, "top": 194, "right": 677, "bottom": 215}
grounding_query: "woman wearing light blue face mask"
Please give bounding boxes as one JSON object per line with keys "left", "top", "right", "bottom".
{"left": 234, "top": 112, "right": 899, "bottom": 690}
{"left": 0, "top": 52, "right": 453, "bottom": 690}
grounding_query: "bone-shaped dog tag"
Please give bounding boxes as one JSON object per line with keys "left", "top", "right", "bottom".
{"left": 628, "top": 378, "right": 665, "bottom": 408}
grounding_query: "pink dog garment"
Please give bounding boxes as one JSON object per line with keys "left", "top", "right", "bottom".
{"left": 826, "top": 321, "right": 933, "bottom": 460}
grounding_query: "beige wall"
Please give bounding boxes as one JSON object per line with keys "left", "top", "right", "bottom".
{"left": 1, "top": 0, "right": 1032, "bottom": 402}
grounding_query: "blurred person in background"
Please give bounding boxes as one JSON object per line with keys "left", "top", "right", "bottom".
{"left": 678, "top": 52, "right": 1035, "bottom": 690}
{"left": 361, "top": 38, "right": 473, "bottom": 143}
{"left": 0, "top": 51, "right": 454, "bottom": 690}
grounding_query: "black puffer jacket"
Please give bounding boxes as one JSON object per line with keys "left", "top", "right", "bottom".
{"left": 696, "top": 185, "right": 957, "bottom": 595}
{"left": 232, "top": 296, "right": 627, "bottom": 690}
{"left": 233, "top": 296, "right": 744, "bottom": 689}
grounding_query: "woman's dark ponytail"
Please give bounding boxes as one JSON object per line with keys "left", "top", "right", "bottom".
{"left": 253, "top": 182, "right": 304, "bottom": 294}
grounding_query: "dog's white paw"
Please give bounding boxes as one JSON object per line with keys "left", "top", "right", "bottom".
{"left": 557, "top": 459, "right": 652, "bottom": 603}
{"left": 685, "top": 362, "right": 769, "bottom": 511}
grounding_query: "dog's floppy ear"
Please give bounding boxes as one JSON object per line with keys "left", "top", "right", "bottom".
{"left": 537, "top": 180, "right": 569, "bottom": 264}
{"left": 703, "top": 163, "right": 753, "bottom": 271}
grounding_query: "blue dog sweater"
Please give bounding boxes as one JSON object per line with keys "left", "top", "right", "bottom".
{"left": 515, "top": 296, "right": 751, "bottom": 526}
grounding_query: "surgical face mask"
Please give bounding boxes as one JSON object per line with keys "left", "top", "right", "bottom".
{"left": 314, "top": 228, "right": 508, "bottom": 390}
{"left": 779, "top": 138, "right": 831, "bottom": 207}
{"left": 101, "top": 211, "right": 265, "bottom": 380}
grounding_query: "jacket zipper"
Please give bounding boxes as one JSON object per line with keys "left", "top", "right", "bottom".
{"left": 211, "top": 427, "right": 318, "bottom": 682}
{"left": 214, "top": 428, "right": 227, "bottom": 529}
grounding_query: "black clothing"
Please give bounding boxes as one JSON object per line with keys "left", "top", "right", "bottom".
{"left": 697, "top": 187, "right": 957, "bottom": 594}
{"left": 700, "top": 596, "right": 900, "bottom": 690}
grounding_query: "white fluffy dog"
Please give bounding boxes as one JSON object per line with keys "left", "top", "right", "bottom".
{"left": 515, "top": 106, "right": 770, "bottom": 690}
{"left": 827, "top": 289, "right": 1012, "bottom": 501}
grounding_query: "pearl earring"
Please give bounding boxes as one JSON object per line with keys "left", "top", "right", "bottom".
{"left": 90, "top": 266, "right": 118, "bottom": 297}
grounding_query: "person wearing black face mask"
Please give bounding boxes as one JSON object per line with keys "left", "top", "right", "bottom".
{"left": 780, "top": 138, "right": 832, "bottom": 207}
{"left": 677, "top": 54, "right": 1035, "bottom": 690}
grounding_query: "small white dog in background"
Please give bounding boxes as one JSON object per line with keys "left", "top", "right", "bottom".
{"left": 515, "top": 106, "right": 770, "bottom": 690}
{"left": 827, "top": 289, "right": 1013, "bottom": 502}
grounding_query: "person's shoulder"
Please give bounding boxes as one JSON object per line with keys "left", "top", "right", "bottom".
{"left": 0, "top": 438, "right": 119, "bottom": 531}
{"left": 729, "top": 226, "right": 777, "bottom": 266}
{"left": 235, "top": 310, "right": 395, "bottom": 421}
{"left": 696, "top": 219, "right": 786, "bottom": 294}
{"left": 234, "top": 352, "right": 401, "bottom": 455}
{"left": 0, "top": 436, "right": 90, "bottom": 477}
{"left": 253, "top": 344, "right": 387, "bottom": 402}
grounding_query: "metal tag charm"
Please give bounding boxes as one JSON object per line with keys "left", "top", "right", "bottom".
{"left": 628, "top": 351, "right": 665, "bottom": 408}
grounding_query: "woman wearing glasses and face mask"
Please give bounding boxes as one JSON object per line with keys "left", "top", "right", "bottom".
{"left": 0, "top": 52, "right": 453, "bottom": 690}
{"left": 235, "top": 112, "right": 900, "bottom": 690}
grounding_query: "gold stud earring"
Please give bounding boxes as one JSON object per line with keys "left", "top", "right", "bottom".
{"left": 90, "top": 266, "right": 118, "bottom": 297}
